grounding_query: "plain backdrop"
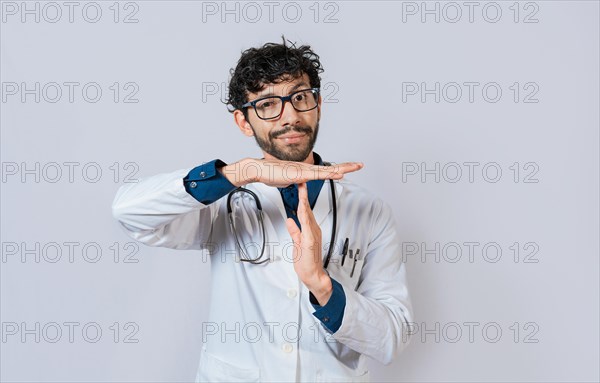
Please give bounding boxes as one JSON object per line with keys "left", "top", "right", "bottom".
{"left": 1, "top": 1, "right": 598, "bottom": 382}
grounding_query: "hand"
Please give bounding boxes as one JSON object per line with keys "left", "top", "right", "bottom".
{"left": 219, "top": 158, "right": 364, "bottom": 188}
{"left": 285, "top": 182, "right": 333, "bottom": 305}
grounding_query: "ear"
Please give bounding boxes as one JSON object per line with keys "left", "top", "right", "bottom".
{"left": 233, "top": 109, "right": 255, "bottom": 137}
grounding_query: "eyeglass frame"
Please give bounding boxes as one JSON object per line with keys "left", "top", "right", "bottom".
{"left": 240, "top": 87, "right": 320, "bottom": 120}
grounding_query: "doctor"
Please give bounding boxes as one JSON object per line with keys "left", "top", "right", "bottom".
{"left": 112, "top": 37, "right": 413, "bottom": 382}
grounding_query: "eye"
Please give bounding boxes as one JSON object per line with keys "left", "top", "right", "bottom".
{"left": 294, "top": 93, "right": 305, "bottom": 101}
{"left": 257, "top": 101, "right": 273, "bottom": 109}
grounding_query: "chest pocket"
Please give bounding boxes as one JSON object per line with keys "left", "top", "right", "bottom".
{"left": 326, "top": 241, "right": 367, "bottom": 291}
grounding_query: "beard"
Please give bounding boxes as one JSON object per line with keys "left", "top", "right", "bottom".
{"left": 250, "top": 121, "right": 320, "bottom": 162}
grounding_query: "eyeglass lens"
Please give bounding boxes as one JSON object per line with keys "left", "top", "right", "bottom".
{"left": 254, "top": 89, "right": 318, "bottom": 119}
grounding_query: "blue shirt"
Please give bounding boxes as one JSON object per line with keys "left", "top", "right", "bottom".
{"left": 183, "top": 152, "right": 346, "bottom": 333}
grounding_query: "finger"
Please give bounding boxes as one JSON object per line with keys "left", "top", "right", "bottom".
{"left": 312, "top": 162, "right": 364, "bottom": 180}
{"left": 285, "top": 218, "right": 301, "bottom": 242}
{"left": 332, "top": 161, "right": 365, "bottom": 174}
{"left": 296, "top": 183, "right": 311, "bottom": 227}
{"left": 298, "top": 183, "right": 320, "bottom": 230}
{"left": 297, "top": 182, "right": 309, "bottom": 203}
{"left": 285, "top": 218, "right": 302, "bottom": 263}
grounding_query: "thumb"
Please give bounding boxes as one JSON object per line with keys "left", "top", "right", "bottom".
{"left": 286, "top": 218, "right": 301, "bottom": 243}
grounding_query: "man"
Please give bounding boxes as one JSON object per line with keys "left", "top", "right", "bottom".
{"left": 112, "top": 38, "right": 413, "bottom": 382}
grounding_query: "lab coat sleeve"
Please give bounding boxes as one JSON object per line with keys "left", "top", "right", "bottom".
{"left": 331, "top": 199, "right": 413, "bottom": 365}
{"left": 111, "top": 167, "right": 218, "bottom": 250}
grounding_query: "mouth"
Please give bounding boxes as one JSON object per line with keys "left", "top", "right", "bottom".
{"left": 275, "top": 133, "right": 306, "bottom": 144}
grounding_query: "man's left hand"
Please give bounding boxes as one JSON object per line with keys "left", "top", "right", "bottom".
{"left": 285, "top": 182, "right": 333, "bottom": 306}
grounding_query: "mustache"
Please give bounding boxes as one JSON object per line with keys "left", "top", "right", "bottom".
{"left": 271, "top": 126, "right": 312, "bottom": 139}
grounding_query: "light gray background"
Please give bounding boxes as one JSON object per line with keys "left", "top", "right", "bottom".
{"left": 1, "top": 1, "right": 598, "bottom": 382}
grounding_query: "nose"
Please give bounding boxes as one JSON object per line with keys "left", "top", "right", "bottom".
{"left": 278, "top": 99, "right": 302, "bottom": 127}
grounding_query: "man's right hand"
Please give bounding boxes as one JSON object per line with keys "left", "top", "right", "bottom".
{"left": 218, "top": 158, "right": 364, "bottom": 188}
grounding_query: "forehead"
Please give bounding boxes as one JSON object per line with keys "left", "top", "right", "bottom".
{"left": 250, "top": 73, "right": 310, "bottom": 98}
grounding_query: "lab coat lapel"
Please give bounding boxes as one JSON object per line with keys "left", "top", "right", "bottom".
{"left": 313, "top": 180, "right": 342, "bottom": 226}
{"left": 313, "top": 180, "right": 344, "bottom": 226}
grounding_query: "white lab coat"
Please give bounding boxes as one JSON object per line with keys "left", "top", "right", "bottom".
{"left": 112, "top": 166, "right": 413, "bottom": 382}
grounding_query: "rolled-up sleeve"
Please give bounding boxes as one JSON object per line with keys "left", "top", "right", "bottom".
{"left": 183, "top": 159, "right": 236, "bottom": 205}
{"left": 309, "top": 277, "right": 346, "bottom": 333}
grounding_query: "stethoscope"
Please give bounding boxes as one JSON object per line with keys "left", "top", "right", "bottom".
{"left": 226, "top": 174, "right": 338, "bottom": 269}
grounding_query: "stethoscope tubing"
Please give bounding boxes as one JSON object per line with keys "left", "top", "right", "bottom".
{"left": 227, "top": 177, "right": 337, "bottom": 269}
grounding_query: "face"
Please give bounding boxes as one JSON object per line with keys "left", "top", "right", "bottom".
{"left": 234, "top": 73, "right": 322, "bottom": 163}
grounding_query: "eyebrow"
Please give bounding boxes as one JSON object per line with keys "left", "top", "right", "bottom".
{"left": 256, "top": 82, "right": 309, "bottom": 98}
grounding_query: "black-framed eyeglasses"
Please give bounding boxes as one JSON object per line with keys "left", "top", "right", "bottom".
{"left": 241, "top": 88, "right": 320, "bottom": 120}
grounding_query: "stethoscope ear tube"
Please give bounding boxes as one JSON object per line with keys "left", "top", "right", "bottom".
{"left": 227, "top": 187, "right": 268, "bottom": 264}
{"left": 227, "top": 187, "right": 263, "bottom": 214}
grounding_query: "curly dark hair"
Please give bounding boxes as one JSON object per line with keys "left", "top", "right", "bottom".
{"left": 225, "top": 36, "right": 324, "bottom": 118}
